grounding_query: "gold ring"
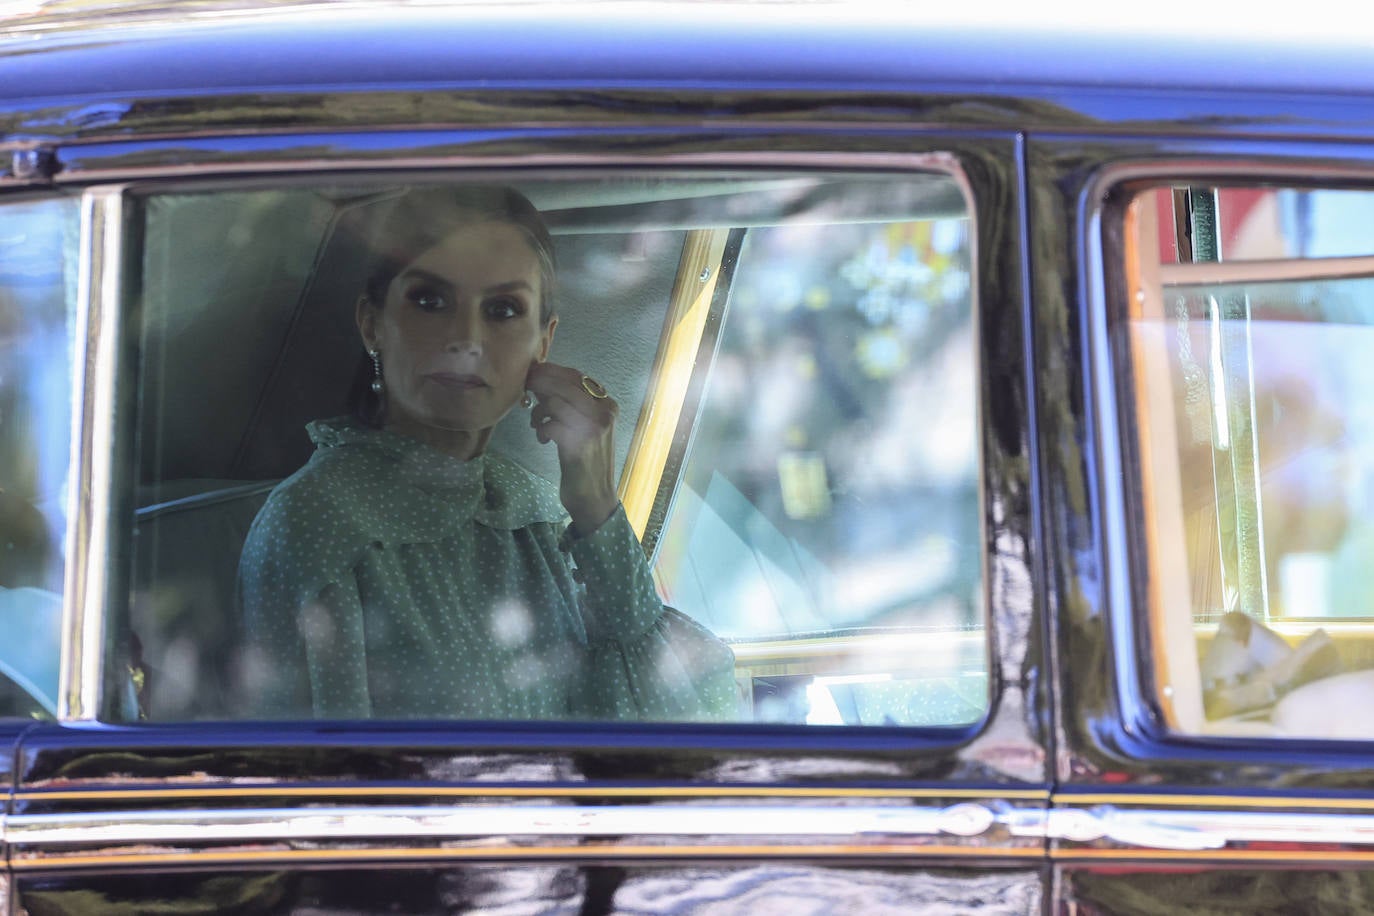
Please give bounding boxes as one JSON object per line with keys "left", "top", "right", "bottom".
{"left": 580, "top": 375, "right": 609, "bottom": 399}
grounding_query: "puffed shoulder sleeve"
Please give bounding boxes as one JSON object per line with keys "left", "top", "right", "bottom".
{"left": 237, "top": 494, "right": 312, "bottom": 718}
{"left": 237, "top": 480, "right": 373, "bottom": 719}
{"left": 561, "top": 505, "right": 737, "bottom": 722}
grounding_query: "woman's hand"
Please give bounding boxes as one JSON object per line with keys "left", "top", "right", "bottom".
{"left": 526, "top": 361, "right": 620, "bottom": 535}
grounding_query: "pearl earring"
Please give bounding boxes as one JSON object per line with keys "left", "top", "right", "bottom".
{"left": 368, "top": 349, "right": 384, "bottom": 394}
{"left": 520, "top": 391, "right": 534, "bottom": 409}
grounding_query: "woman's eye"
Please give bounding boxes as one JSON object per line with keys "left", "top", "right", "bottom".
{"left": 484, "top": 296, "right": 522, "bottom": 320}
{"left": 406, "top": 287, "right": 446, "bottom": 311}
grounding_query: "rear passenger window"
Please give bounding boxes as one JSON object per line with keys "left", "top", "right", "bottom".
{"left": 1118, "top": 183, "right": 1374, "bottom": 739}
{"left": 112, "top": 173, "right": 986, "bottom": 727}
{"left": 0, "top": 195, "right": 79, "bottom": 719}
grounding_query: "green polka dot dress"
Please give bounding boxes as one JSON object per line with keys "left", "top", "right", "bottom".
{"left": 238, "top": 417, "right": 736, "bottom": 722}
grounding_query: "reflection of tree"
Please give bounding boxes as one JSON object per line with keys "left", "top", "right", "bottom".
{"left": 0, "top": 288, "right": 38, "bottom": 499}
{"left": 19, "top": 872, "right": 292, "bottom": 915}
{"left": 1071, "top": 868, "right": 1374, "bottom": 915}
{"left": 684, "top": 216, "right": 979, "bottom": 626}
{"left": 0, "top": 201, "right": 73, "bottom": 592}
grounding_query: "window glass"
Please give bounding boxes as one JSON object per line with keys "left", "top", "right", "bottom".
{"left": 1153, "top": 186, "right": 1374, "bottom": 263}
{"left": 125, "top": 174, "right": 986, "bottom": 726}
{"left": 1122, "top": 184, "right": 1374, "bottom": 740}
{"left": 656, "top": 220, "right": 982, "bottom": 726}
{"left": 0, "top": 195, "right": 80, "bottom": 719}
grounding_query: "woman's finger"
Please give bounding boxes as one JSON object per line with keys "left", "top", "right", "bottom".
{"left": 536, "top": 417, "right": 575, "bottom": 447}
{"left": 538, "top": 390, "right": 604, "bottom": 425}
{"left": 529, "top": 396, "right": 588, "bottom": 444}
{"left": 526, "top": 362, "right": 619, "bottom": 421}
{"left": 525, "top": 360, "right": 580, "bottom": 395}
{"left": 529, "top": 402, "right": 551, "bottom": 430}
{"left": 538, "top": 392, "right": 604, "bottom": 431}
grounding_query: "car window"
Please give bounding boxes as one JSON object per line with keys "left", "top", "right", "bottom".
{"left": 655, "top": 218, "right": 981, "bottom": 726}
{"left": 111, "top": 173, "right": 986, "bottom": 727}
{"left": 1118, "top": 183, "right": 1374, "bottom": 740}
{"left": 0, "top": 195, "right": 79, "bottom": 720}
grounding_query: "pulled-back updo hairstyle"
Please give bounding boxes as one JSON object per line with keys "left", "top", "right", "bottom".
{"left": 351, "top": 185, "right": 557, "bottom": 426}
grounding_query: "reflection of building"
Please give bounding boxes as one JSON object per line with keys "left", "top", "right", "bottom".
{"left": 1158, "top": 189, "right": 1374, "bottom": 619}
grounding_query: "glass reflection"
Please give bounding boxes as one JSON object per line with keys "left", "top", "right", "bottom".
{"left": 1131, "top": 184, "right": 1374, "bottom": 739}
{"left": 657, "top": 216, "right": 984, "bottom": 726}
{"left": 127, "top": 175, "right": 989, "bottom": 726}
{"left": 0, "top": 197, "right": 78, "bottom": 718}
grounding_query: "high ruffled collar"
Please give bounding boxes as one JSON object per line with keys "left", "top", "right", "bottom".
{"left": 306, "top": 416, "right": 566, "bottom": 530}
{"left": 309, "top": 417, "right": 486, "bottom": 491}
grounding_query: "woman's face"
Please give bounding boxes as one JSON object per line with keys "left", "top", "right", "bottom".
{"left": 357, "top": 220, "right": 556, "bottom": 445}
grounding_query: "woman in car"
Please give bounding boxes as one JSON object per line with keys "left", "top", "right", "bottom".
{"left": 238, "top": 186, "right": 736, "bottom": 721}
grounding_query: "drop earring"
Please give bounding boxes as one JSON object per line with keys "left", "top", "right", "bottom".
{"left": 520, "top": 391, "right": 534, "bottom": 409}
{"left": 369, "top": 349, "right": 384, "bottom": 394}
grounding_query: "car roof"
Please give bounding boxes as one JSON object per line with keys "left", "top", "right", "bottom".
{"left": 3, "top": 1, "right": 1374, "bottom": 100}
{"left": 4, "top": 1, "right": 1374, "bottom": 152}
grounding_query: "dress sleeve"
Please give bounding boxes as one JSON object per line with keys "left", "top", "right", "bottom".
{"left": 298, "top": 581, "right": 373, "bottom": 718}
{"left": 238, "top": 498, "right": 373, "bottom": 720}
{"left": 561, "top": 505, "right": 737, "bottom": 721}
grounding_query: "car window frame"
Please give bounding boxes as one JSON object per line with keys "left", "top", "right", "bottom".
{"left": 9, "top": 129, "right": 1038, "bottom": 777}
{"left": 1089, "top": 158, "right": 1374, "bottom": 755}
{"left": 89, "top": 163, "right": 995, "bottom": 733}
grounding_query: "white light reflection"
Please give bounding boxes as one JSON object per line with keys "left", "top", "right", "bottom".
{"left": 804, "top": 681, "right": 843, "bottom": 726}
{"left": 815, "top": 673, "right": 894, "bottom": 687}
{"left": 806, "top": 673, "right": 894, "bottom": 726}
{"left": 1208, "top": 295, "right": 1231, "bottom": 451}
{"left": 490, "top": 599, "right": 533, "bottom": 647}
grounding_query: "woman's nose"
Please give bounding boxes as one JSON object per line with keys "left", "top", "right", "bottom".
{"left": 443, "top": 304, "right": 483, "bottom": 355}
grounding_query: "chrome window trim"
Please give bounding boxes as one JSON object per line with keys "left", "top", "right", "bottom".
{"left": 10, "top": 800, "right": 1374, "bottom": 854}
{"left": 6, "top": 802, "right": 1002, "bottom": 846}
{"left": 59, "top": 186, "right": 128, "bottom": 723}
{"left": 49, "top": 147, "right": 1004, "bottom": 735}
{"left": 1043, "top": 806, "right": 1374, "bottom": 850}
{"left": 1082, "top": 159, "right": 1374, "bottom": 744}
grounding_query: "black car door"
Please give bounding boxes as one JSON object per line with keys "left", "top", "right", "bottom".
{"left": 1, "top": 14, "right": 1052, "bottom": 913}
{"left": 1034, "top": 126, "right": 1374, "bottom": 912}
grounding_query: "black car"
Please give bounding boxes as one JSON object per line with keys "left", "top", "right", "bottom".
{"left": 3, "top": 3, "right": 1374, "bottom": 912}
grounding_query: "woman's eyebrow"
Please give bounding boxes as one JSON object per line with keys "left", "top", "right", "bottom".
{"left": 398, "top": 266, "right": 454, "bottom": 290}
{"left": 398, "top": 270, "right": 531, "bottom": 297}
{"left": 483, "top": 280, "right": 534, "bottom": 296}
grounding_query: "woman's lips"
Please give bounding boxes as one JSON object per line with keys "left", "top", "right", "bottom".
{"left": 424, "top": 372, "right": 488, "bottom": 389}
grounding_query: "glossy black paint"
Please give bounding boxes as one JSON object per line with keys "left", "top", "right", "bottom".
{"left": 1028, "top": 131, "right": 1374, "bottom": 915}
{"left": 4, "top": 8, "right": 1374, "bottom": 172}
{"left": 1028, "top": 134, "right": 1374, "bottom": 790}
{"left": 0, "top": 721, "right": 38, "bottom": 805}
{"left": 38, "top": 125, "right": 1017, "bottom": 181}
{"left": 1060, "top": 866, "right": 1374, "bottom": 915}
{"left": 4, "top": 6, "right": 1374, "bottom": 148}
{"left": 15, "top": 90, "right": 1374, "bottom": 183}
{"left": 14, "top": 863, "right": 1047, "bottom": 915}
{"left": 14, "top": 722, "right": 985, "bottom": 792}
